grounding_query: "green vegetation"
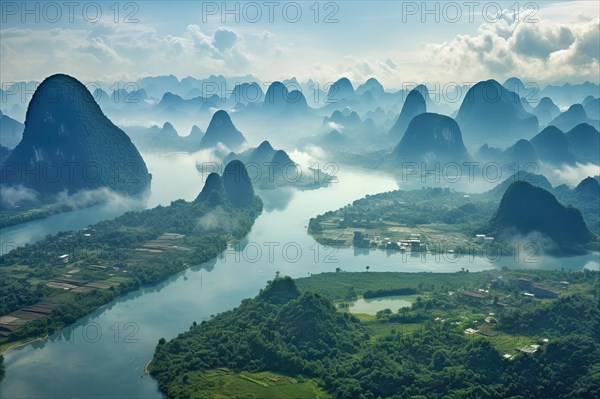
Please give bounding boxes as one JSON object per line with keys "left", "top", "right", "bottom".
{"left": 487, "top": 181, "right": 595, "bottom": 254}
{"left": 363, "top": 288, "right": 418, "bottom": 299}
{"left": 0, "top": 184, "right": 262, "bottom": 349}
{"left": 171, "top": 368, "right": 330, "bottom": 398}
{"left": 309, "top": 187, "right": 497, "bottom": 249}
{"left": 295, "top": 270, "right": 493, "bottom": 302}
{"left": 150, "top": 277, "right": 360, "bottom": 397}
{"left": 151, "top": 270, "right": 600, "bottom": 398}
{"left": 308, "top": 185, "right": 598, "bottom": 255}
{"left": 0, "top": 202, "right": 77, "bottom": 229}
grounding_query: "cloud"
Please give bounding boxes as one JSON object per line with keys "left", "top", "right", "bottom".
{"left": 499, "top": 228, "right": 559, "bottom": 255}
{"left": 513, "top": 24, "right": 574, "bottom": 59}
{"left": 384, "top": 58, "right": 398, "bottom": 70}
{"left": 0, "top": 184, "right": 39, "bottom": 207}
{"left": 183, "top": 24, "right": 217, "bottom": 54}
{"left": 53, "top": 187, "right": 145, "bottom": 209}
{"left": 326, "top": 121, "right": 345, "bottom": 131}
{"left": 421, "top": 15, "right": 600, "bottom": 84}
{"left": 196, "top": 205, "right": 234, "bottom": 232}
{"left": 76, "top": 37, "right": 131, "bottom": 66}
{"left": 0, "top": 2, "right": 597, "bottom": 87}
{"left": 546, "top": 162, "right": 600, "bottom": 187}
{"left": 0, "top": 185, "right": 146, "bottom": 212}
{"left": 212, "top": 27, "right": 238, "bottom": 52}
{"left": 0, "top": 23, "right": 252, "bottom": 82}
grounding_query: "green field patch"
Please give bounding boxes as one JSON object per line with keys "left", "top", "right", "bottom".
{"left": 486, "top": 333, "right": 538, "bottom": 355}
{"left": 177, "top": 369, "right": 330, "bottom": 399}
{"left": 105, "top": 276, "right": 133, "bottom": 284}
{"left": 365, "top": 321, "right": 422, "bottom": 339}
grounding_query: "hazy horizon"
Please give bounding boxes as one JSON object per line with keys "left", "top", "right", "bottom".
{"left": 1, "top": 1, "right": 599, "bottom": 88}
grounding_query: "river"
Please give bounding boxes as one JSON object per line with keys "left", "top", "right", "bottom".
{"left": 1, "top": 152, "right": 598, "bottom": 398}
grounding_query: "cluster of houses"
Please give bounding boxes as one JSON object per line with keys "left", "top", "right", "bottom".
{"left": 512, "top": 277, "right": 560, "bottom": 299}
{"left": 461, "top": 276, "right": 560, "bottom": 301}
{"left": 353, "top": 231, "right": 424, "bottom": 252}
{"left": 474, "top": 234, "right": 495, "bottom": 243}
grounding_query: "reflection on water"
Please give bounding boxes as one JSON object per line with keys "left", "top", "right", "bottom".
{"left": 0, "top": 152, "right": 203, "bottom": 255}
{"left": 1, "top": 152, "right": 599, "bottom": 398}
{"left": 257, "top": 187, "right": 295, "bottom": 212}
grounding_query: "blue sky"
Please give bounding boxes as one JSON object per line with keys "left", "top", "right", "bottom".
{"left": 1, "top": 1, "right": 598, "bottom": 88}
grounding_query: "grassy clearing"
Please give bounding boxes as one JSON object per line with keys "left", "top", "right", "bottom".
{"left": 182, "top": 369, "right": 331, "bottom": 399}
{"left": 365, "top": 322, "right": 423, "bottom": 340}
{"left": 296, "top": 271, "right": 492, "bottom": 302}
{"left": 486, "top": 333, "right": 537, "bottom": 355}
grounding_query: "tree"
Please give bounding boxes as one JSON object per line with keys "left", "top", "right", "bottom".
{"left": 366, "top": 266, "right": 370, "bottom": 272}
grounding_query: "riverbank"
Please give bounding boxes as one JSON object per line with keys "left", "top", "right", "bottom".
{"left": 149, "top": 271, "right": 600, "bottom": 398}
{"left": 0, "top": 335, "right": 48, "bottom": 355}
{"left": 144, "top": 358, "right": 153, "bottom": 375}
{"left": 0, "top": 190, "right": 263, "bottom": 356}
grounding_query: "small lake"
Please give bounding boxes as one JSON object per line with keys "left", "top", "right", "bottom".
{"left": 348, "top": 296, "right": 414, "bottom": 315}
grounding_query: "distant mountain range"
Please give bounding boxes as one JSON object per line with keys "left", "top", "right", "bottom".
{"left": 356, "top": 77, "right": 385, "bottom": 97}
{"left": 2, "top": 74, "right": 597, "bottom": 182}
{"left": 484, "top": 171, "right": 554, "bottom": 199}
{"left": 0, "top": 110, "right": 24, "bottom": 149}
{"left": 477, "top": 123, "right": 600, "bottom": 166}
{"left": 126, "top": 122, "right": 204, "bottom": 152}
{"left": 547, "top": 104, "right": 600, "bottom": 131}
{"left": 583, "top": 96, "right": 600, "bottom": 119}
{"left": 530, "top": 97, "right": 561, "bottom": 126}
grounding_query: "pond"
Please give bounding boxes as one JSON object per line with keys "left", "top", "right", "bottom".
{"left": 347, "top": 296, "right": 415, "bottom": 315}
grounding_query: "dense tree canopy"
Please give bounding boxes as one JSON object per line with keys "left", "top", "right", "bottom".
{"left": 151, "top": 273, "right": 600, "bottom": 398}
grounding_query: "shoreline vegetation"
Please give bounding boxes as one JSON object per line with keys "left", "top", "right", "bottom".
{"left": 0, "top": 188, "right": 151, "bottom": 230}
{"left": 0, "top": 161, "right": 263, "bottom": 360}
{"left": 150, "top": 270, "right": 600, "bottom": 398}
{"left": 309, "top": 183, "right": 599, "bottom": 257}
{"left": 144, "top": 358, "right": 153, "bottom": 376}
{"left": 0, "top": 203, "right": 79, "bottom": 229}
{"left": 0, "top": 335, "right": 49, "bottom": 355}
